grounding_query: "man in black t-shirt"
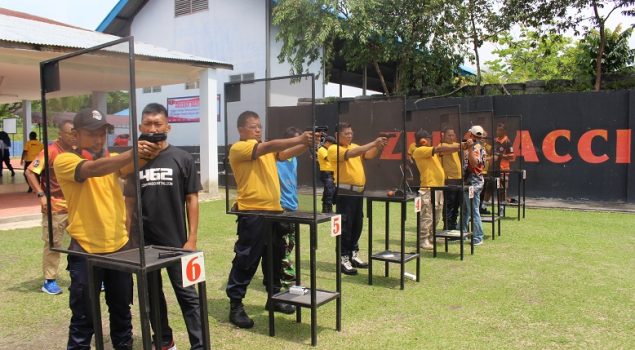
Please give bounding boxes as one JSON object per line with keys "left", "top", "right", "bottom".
{"left": 126, "top": 103, "right": 203, "bottom": 350}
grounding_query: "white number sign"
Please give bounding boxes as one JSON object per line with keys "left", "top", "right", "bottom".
{"left": 331, "top": 215, "right": 342, "bottom": 237}
{"left": 414, "top": 196, "right": 422, "bottom": 213}
{"left": 181, "top": 252, "right": 205, "bottom": 288}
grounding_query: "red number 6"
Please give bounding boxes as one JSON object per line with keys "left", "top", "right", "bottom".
{"left": 186, "top": 256, "right": 201, "bottom": 282}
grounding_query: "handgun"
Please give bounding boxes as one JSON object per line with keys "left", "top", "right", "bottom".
{"left": 139, "top": 133, "right": 167, "bottom": 143}
{"left": 378, "top": 133, "right": 397, "bottom": 139}
{"left": 305, "top": 125, "right": 328, "bottom": 133}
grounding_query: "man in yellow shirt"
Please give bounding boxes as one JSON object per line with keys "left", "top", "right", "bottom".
{"left": 21, "top": 131, "right": 44, "bottom": 192}
{"left": 438, "top": 127, "right": 462, "bottom": 230}
{"left": 54, "top": 108, "right": 159, "bottom": 350}
{"left": 317, "top": 135, "right": 336, "bottom": 213}
{"left": 412, "top": 129, "right": 461, "bottom": 249}
{"left": 328, "top": 122, "right": 387, "bottom": 275}
{"left": 226, "top": 110, "right": 315, "bottom": 329}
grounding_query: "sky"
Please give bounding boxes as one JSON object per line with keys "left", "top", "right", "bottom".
{"left": 1, "top": 0, "right": 631, "bottom": 97}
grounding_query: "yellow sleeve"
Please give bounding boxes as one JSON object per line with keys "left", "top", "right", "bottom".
{"left": 28, "top": 150, "right": 46, "bottom": 175}
{"left": 327, "top": 144, "right": 349, "bottom": 163}
{"left": 317, "top": 147, "right": 328, "bottom": 160}
{"left": 412, "top": 146, "right": 433, "bottom": 160}
{"left": 53, "top": 152, "right": 83, "bottom": 183}
{"left": 407, "top": 143, "right": 416, "bottom": 156}
{"left": 229, "top": 140, "right": 256, "bottom": 163}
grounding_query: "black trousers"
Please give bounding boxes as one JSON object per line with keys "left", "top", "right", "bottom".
{"left": 66, "top": 254, "right": 133, "bottom": 350}
{"left": 0, "top": 150, "right": 14, "bottom": 174}
{"left": 226, "top": 214, "right": 285, "bottom": 301}
{"left": 319, "top": 171, "right": 336, "bottom": 206}
{"left": 148, "top": 262, "right": 203, "bottom": 349}
{"left": 335, "top": 194, "right": 364, "bottom": 257}
{"left": 443, "top": 179, "right": 462, "bottom": 230}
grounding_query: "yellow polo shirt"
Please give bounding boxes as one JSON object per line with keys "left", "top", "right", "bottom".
{"left": 317, "top": 146, "right": 333, "bottom": 172}
{"left": 327, "top": 143, "right": 365, "bottom": 187}
{"left": 412, "top": 146, "right": 445, "bottom": 187}
{"left": 24, "top": 140, "right": 44, "bottom": 162}
{"left": 54, "top": 152, "right": 128, "bottom": 254}
{"left": 438, "top": 142, "right": 462, "bottom": 180}
{"left": 229, "top": 139, "right": 282, "bottom": 211}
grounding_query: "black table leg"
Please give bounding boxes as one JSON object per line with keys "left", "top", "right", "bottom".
{"left": 148, "top": 270, "right": 162, "bottom": 350}
{"left": 266, "top": 221, "right": 275, "bottom": 337}
{"left": 198, "top": 281, "right": 211, "bottom": 350}
{"left": 294, "top": 223, "right": 302, "bottom": 323}
{"left": 384, "top": 202, "right": 389, "bottom": 278}
{"left": 310, "top": 222, "right": 317, "bottom": 346}
{"left": 87, "top": 259, "right": 104, "bottom": 350}
{"left": 367, "top": 198, "right": 373, "bottom": 285}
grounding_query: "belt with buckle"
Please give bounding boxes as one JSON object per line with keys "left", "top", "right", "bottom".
{"left": 337, "top": 183, "right": 364, "bottom": 193}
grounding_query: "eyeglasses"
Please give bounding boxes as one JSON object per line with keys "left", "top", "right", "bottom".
{"left": 244, "top": 124, "right": 262, "bottom": 130}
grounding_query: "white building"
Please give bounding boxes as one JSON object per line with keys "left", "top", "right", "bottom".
{"left": 98, "top": 0, "right": 325, "bottom": 146}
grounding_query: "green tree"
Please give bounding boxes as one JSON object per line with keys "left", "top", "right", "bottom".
{"left": 485, "top": 29, "right": 581, "bottom": 83}
{"left": 273, "top": 0, "right": 468, "bottom": 95}
{"left": 504, "top": 0, "right": 635, "bottom": 91}
{"left": 575, "top": 24, "right": 635, "bottom": 81}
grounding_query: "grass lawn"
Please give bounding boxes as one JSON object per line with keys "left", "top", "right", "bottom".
{"left": 0, "top": 200, "right": 634, "bottom": 349}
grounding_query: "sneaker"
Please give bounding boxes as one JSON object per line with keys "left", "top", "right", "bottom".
{"left": 479, "top": 207, "right": 491, "bottom": 215}
{"left": 152, "top": 339, "right": 176, "bottom": 350}
{"left": 351, "top": 251, "right": 368, "bottom": 268}
{"left": 474, "top": 240, "right": 483, "bottom": 246}
{"left": 41, "top": 280, "right": 62, "bottom": 295}
{"left": 265, "top": 300, "right": 295, "bottom": 314}
{"left": 420, "top": 241, "right": 434, "bottom": 250}
{"left": 340, "top": 256, "right": 358, "bottom": 275}
{"left": 229, "top": 301, "right": 254, "bottom": 329}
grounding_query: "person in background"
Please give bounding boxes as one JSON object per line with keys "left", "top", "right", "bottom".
{"left": 0, "top": 130, "right": 15, "bottom": 177}
{"left": 438, "top": 127, "right": 462, "bottom": 231}
{"left": 462, "top": 125, "right": 487, "bottom": 246}
{"left": 317, "top": 135, "right": 336, "bottom": 213}
{"left": 493, "top": 123, "right": 515, "bottom": 215}
{"left": 127, "top": 103, "right": 204, "bottom": 350}
{"left": 328, "top": 122, "right": 387, "bottom": 275}
{"left": 21, "top": 131, "right": 44, "bottom": 192}
{"left": 226, "top": 111, "right": 315, "bottom": 329}
{"left": 25, "top": 120, "right": 76, "bottom": 295}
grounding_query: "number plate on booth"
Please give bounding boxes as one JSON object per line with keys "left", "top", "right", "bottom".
{"left": 414, "top": 196, "right": 422, "bottom": 213}
{"left": 181, "top": 252, "right": 205, "bottom": 288}
{"left": 331, "top": 214, "right": 342, "bottom": 237}
{"left": 522, "top": 170, "right": 527, "bottom": 180}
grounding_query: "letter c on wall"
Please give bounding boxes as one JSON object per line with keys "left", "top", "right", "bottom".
{"left": 542, "top": 129, "right": 572, "bottom": 164}
{"left": 578, "top": 129, "right": 609, "bottom": 164}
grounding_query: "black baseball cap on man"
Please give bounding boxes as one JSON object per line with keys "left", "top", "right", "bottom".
{"left": 415, "top": 128, "right": 432, "bottom": 140}
{"left": 73, "top": 108, "right": 113, "bottom": 131}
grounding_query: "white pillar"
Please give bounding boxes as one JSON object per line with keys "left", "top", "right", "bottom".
{"left": 91, "top": 91, "right": 107, "bottom": 114}
{"left": 199, "top": 68, "right": 219, "bottom": 196}
{"left": 22, "top": 100, "right": 32, "bottom": 141}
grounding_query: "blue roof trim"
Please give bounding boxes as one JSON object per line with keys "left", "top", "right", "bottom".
{"left": 96, "top": 0, "right": 129, "bottom": 32}
{"left": 459, "top": 64, "right": 476, "bottom": 76}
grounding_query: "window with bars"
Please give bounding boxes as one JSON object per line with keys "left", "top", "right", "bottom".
{"left": 185, "top": 80, "right": 200, "bottom": 90}
{"left": 175, "top": 0, "right": 208, "bottom": 17}
{"left": 229, "top": 73, "right": 255, "bottom": 83}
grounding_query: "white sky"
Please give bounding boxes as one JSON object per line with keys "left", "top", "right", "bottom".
{"left": 1, "top": 0, "right": 631, "bottom": 97}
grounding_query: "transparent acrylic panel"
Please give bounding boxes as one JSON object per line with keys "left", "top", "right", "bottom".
{"left": 334, "top": 96, "right": 407, "bottom": 198}
{"left": 40, "top": 38, "right": 148, "bottom": 265}
{"left": 224, "top": 75, "right": 318, "bottom": 215}
{"left": 493, "top": 115, "right": 523, "bottom": 172}
{"left": 406, "top": 105, "right": 462, "bottom": 191}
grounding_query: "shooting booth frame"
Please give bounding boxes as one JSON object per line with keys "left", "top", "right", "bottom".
{"left": 494, "top": 114, "right": 526, "bottom": 221}
{"left": 40, "top": 37, "right": 210, "bottom": 350}
{"left": 223, "top": 74, "right": 341, "bottom": 346}
{"left": 408, "top": 103, "right": 475, "bottom": 260}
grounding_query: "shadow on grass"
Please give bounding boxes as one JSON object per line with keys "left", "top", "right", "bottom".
{"left": 6, "top": 277, "right": 47, "bottom": 293}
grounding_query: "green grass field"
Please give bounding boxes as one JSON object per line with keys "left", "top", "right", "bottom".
{"left": 1, "top": 200, "right": 634, "bottom": 349}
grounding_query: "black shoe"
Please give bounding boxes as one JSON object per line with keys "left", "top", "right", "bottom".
{"left": 229, "top": 301, "right": 254, "bottom": 329}
{"left": 479, "top": 207, "right": 491, "bottom": 215}
{"left": 10, "top": 171, "right": 15, "bottom": 177}
{"left": 265, "top": 300, "right": 295, "bottom": 314}
{"left": 350, "top": 251, "right": 368, "bottom": 268}
{"left": 322, "top": 204, "right": 333, "bottom": 213}
{"left": 341, "top": 256, "right": 358, "bottom": 275}
{"left": 27, "top": 188, "right": 33, "bottom": 193}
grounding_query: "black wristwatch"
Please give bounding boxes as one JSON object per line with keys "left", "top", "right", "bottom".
{"left": 36, "top": 191, "right": 45, "bottom": 198}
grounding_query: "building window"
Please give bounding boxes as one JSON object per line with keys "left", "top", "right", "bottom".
{"left": 185, "top": 80, "right": 200, "bottom": 90}
{"left": 229, "top": 73, "right": 255, "bottom": 84}
{"left": 142, "top": 86, "right": 162, "bottom": 94}
{"left": 175, "top": 0, "right": 208, "bottom": 17}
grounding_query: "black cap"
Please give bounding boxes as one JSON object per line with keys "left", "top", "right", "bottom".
{"left": 73, "top": 108, "right": 112, "bottom": 131}
{"left": 415, "top": 128, "right": 432, "bottom": 140}
{"left": 324, "top": 136, "right": 336, "bottom": 143}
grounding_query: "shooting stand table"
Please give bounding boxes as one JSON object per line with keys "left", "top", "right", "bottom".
{"left": 365, "top": 192, "right": 421, "bottom": 290}
{"left": 501, "top": 170, "right": 526, "bottom": 220}
{"left": 430, "top": 186, "right": 474, "bottom": 260}
{"left": 258, "top": 211, "right": 341, "bottom": 347}
{"left": 481, "top": 176, "right": 502, "bottom": 239}
{"left": 86, "top": 245, "right": 211, "bottom": 350}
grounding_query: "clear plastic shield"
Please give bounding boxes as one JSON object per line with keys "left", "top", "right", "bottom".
{"left": 493, "top": 115, "right": 523, "bottom": 173}
{"left": 334, "top": 96, "right": 407, "bottom": 198}
{"left": 405, "top": 105, "right": 462, "bottom": 191}
{"left": 224, "top": 75, "right": 318, "bottom": 215}
{"left": 460, "top": 110, "right": 495, "bottom": 176}
{"left": 40, "top": 37, "right": 147, "bottom": 265}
